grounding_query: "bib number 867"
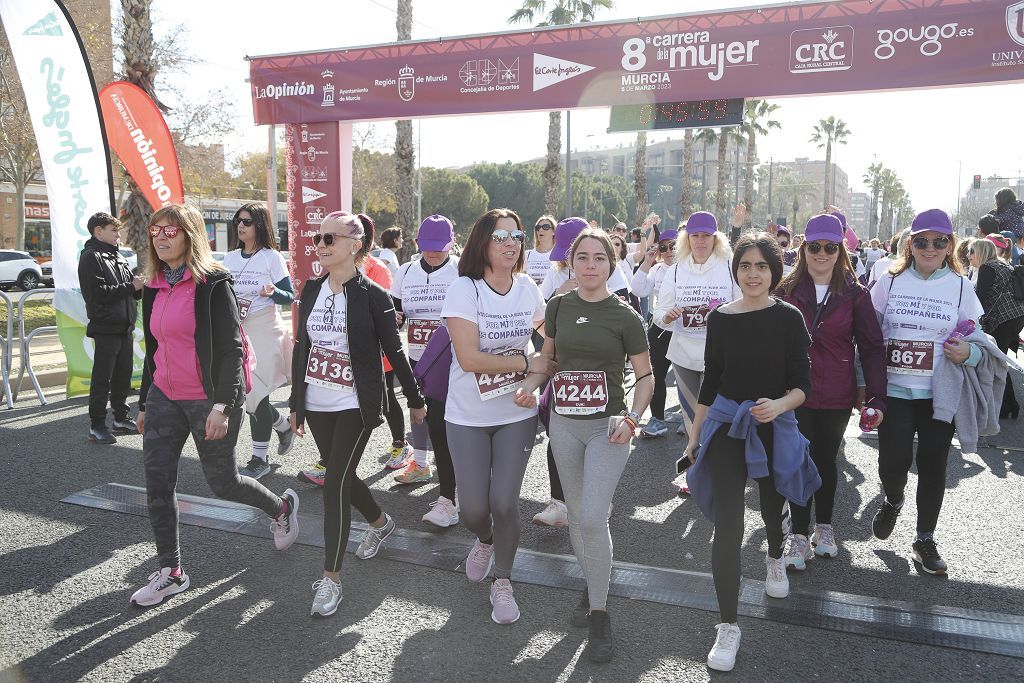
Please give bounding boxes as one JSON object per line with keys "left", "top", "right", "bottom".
{"left": 890, "top": 349, "right": 927, "bottom": 367}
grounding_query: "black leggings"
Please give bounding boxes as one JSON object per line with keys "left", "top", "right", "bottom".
{"left": 707, "top": 422, "right": 787, "bottom": 624}
{"left": 791, "top": 407, "right": 850, "bottom": 535}
{"left": 992, "top": 316, "right": 1024, "bottom": 413}
{"left": 384, "top": 370, "right": 405, "bottom": 445}
{"left": 426, "top": 397, "right": 457, "bottom": 501}
{"left": 305, "top": 409, "right": 380, "bottom": 573}
{"left": 531, "top": 332, "right": 564, "bottom": 502}
{"left": 877, "top": 397, "right": 955, "bottom": 534}
{"left": 647, "top": 324, "right": 672, "bottom": 420}
{"left": 250, "top": 395, "right": 283, "bottom": 442}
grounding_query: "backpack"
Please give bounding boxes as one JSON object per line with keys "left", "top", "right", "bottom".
{"left": 1012, "top": 264, "right": 1024, "bottom": 302}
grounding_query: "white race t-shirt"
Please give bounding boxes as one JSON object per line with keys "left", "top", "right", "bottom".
{"left": 524, "top": 249, "right": 553, "bottom": 286}
{"left": 391, "top": 256, "right": 459, "bottom": 361}
{"left": 869, "top": 256, "right": 894, "bottom": 284}
{"left": 657, "top": 256, "right": 737, "bottom": 370}
{"left": 864, "top": 247, "right": 884, "bottom": 269}
{"left": 222, "top": 249, "right": 290, "bottom": 318}
{"left": 441, "top": 274, "right": 545, "bottom": 427}
{"left": 540, "top": 264, "right": 630, "bottom": 299}
{"left": 304, "top": 284, "right": 360, "bottom": 412}
{"left": 378, "top": 248, "right": 400, "bottom": 274}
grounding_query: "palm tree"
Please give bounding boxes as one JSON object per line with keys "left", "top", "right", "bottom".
{"left": 509, "top": 0, "right": 614, "bottom": 216}
{"left": 712, "top": 127, "right": 744, "bottom": 228}
{"left": 862, "top": 161, "right": 884, "bottom": 239}
{"left": 809, "top": 116, "right": 851, "bottom": 209}
{"left": 878, "top": 168, "right": 899, "bottom": 241}
{"left": 394, "top": 0, "right": 416, "bottom": 261}
{"left": 741, "top": 99, "right": 781, "bottom": 223}
{"left": 634, "top": 132, "right": 648, "bottom": 223}
{"left": 679, "top": 128, "right": 695, "bottom": 218}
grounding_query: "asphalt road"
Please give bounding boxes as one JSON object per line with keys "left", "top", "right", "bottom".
{"left": 1, "top": 372, "right": 1023, "bottom": 682}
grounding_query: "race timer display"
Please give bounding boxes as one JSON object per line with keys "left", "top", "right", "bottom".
{"left": 607, "top": 98, "right": 744, "bottom": 133}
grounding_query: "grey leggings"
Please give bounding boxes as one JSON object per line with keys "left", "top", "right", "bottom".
{"left": 446, "top": 416, "right": 538, "bottom": 579}
{"left": 548, "top": 412, "right": 630, "bottom": 610}
{"left": 672, "top": 364, "right": 704, "bottom": 437}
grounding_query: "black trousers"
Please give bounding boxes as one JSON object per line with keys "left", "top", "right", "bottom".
{"left": 992, "top": 316, "right": 1024, "bottom": 413}
{"left": 384, "top": 370, "right": 406, "bottom": 444}
{"left": 791, "top": 407, "right": 851, "bottom": 535}
{"left": 88, "top": 332, "right": 134, "bottom": 424}
{"left": 647, "top": 325, "right": 672, "bottom": 420}
{"left": 877, "top": 397, "right": 955, "bottom": 534}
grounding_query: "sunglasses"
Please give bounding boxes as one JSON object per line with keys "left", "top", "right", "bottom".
{"left": 234, "top": 217, "right": 254, "bottom": 227}
{"left": 911, "top": 236, "right": 950, "bottom": 250}
{"left": 535, "top": 223, "right": 554, "bottom": 231}
{"left": 658, "top": 241, "right": 676, "bottom": 253}
{"left": 313, "top": 232, "right": 361, "bottom": 247}
{"left": 491, "top": 229, "right": 526, "bottom": 244}
{"left": 778, "top": 240, "right": 790, "bottom": 248}
{"left": 148, "top": 224, "right": 180, "bottom": 239}
{"left": 806, "top": 241, "right": 840, "bottom": 255}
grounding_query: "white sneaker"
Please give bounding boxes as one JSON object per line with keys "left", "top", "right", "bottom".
{"left": 310, "top": 576, "right": 342, "bottom": 617}
{"left": 355, "top": 513, "right": 395, "bottom": 560}
{"left": 707, "top": 622, "right": 742, "bottom": 672}
{"left": 422, "top": 496, "right": 459, "bottom": 527}
{"left": 130, "top": 567, "right": 190, "bottom": 607}
{"left": 271, "top": 489, "right": 300, "bottom": 551}
{"left": 532, "top": 498, "right": 568, "bottom": 527}
{"left": 812, "top": 524, "right": 838, "bottom": 558}
{"left": 764, "top": 555, "right": 789, "bottom": 598}
{"left": 784, "top": 534, "right": 813, "bottom": 571}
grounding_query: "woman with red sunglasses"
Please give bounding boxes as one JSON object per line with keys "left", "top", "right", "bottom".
{"left": 776, "top": 214, "right": 887, "bottom": 569}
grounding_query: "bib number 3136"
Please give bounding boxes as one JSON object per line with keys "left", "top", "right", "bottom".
{"left": 552, "top": 371, "right": 608, "bottom": 415}
{"left": 886, "top": 339, "right": 935, "bottom": 376}
{"left": 475, "top": 349, "right": 526, "bottom": 401}
{"left": 305, "top": 345, "right": 355, "bottom": 392}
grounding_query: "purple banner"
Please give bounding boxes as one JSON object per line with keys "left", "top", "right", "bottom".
{"left": 249, "top": 0, "right": 1024, "bottom": 125}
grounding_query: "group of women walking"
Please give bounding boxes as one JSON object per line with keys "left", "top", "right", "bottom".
{"left": 126, "top": 199, "right": 1007, "bottom": 673}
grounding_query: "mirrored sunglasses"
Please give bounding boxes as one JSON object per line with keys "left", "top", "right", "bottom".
{"left": 911, "top": 236, "right": 950, "bottom": 250}
{"left": 491, "top": 229, "right": 526, "bottom": 244}
{"left": 148, "top": 224, "right": 180, "bottom": 239}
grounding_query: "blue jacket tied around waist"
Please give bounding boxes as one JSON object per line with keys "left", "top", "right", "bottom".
{"left": 688, "top": 395, "right": 821, "bottom": 523}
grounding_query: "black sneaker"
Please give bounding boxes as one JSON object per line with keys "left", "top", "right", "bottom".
{"left": 570, "top": 588, "right": 590, "bottom": 628}
{"left": 586, "top": 609, "right": 614, "bottom": 663}
{"left": 240, "top": 457, "right": 271, "bottom": 480}
{"left": 872, "top": 500, "right": 901, "bottom": 540}
{"left": 912, "top": 539, "right": 948, "bottom": 575}
{"left": 111, "top": 416, "right": 138, "bottom": 435}
{"left": 88, "top": 424, "right": 117, "bottom": 445}
{"left": 276, "top": 427, "right": 295, "bottom": 456}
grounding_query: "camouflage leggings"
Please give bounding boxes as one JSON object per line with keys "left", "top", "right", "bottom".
{"left": 144, "top": 386, "right": 284, "bottom": 568}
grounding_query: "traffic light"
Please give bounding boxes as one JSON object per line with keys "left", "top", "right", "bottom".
{"left": 973, "top": 175, "right": 982, "bottom": 190}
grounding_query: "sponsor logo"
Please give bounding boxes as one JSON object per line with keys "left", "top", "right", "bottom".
{"left": 621, "top": 33, "right": 759, "bottom": 82}
{"left": 254, "top": 81, "right": 316, "bottom": 99}
{"left": 790, "top": 26, "right": 854, "bottom": 73}
{"left": 24, "top": 11, "right": 63, "bottom": 36}
{"left": 306, "top": 206, "right": 327, "bottom": 225}
{"left": 301, "top": 166, "right": 328, "bottom": 182}
{"left": 399, "top": 65, "right": 415, "bottom": 101}
{"left": 499, "top": 58, "right": 520, "bottom": 84}
{"left": 874, "top": 23, "right": 974, "bottom": 60}
{"left": 312, "top": 262, "right": 324, "bottom": 277}
{"left": 302, "top": 186, "right": 327, "bottom": 203}
{"left": 459, "top": 59, "right": 498, "bottom": 86}
{"left": 533, "top": 53, "right": 595, "bottom": 91}
{"left": 1009, "top": 1, "right": 1024, "bottom": 47}
{"left": 305, "top": 146, "right": 328, "bottom": 163}
{"left": 575, "top": 317, "right": 590, "bottom": 324}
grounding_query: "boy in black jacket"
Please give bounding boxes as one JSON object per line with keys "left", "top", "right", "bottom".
{"left": 78, "top": 212, "right": 145, "bottom": 444}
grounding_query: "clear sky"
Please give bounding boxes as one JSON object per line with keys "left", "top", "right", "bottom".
{"left": 155, "top": 0, "right": 1024, "bottom": 216}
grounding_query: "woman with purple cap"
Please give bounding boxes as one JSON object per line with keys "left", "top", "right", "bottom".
{"left": 653, "top": 211, "right": 736, "bottom": 450}
{"left": 869, "top": 209, "right": 986, "bottom": 576}
{"left": 442, "top": 208, "right": 554, "bottom": 624}
{"left": 630, "top": 227, "right": 679, "bottom": 438}
{"left": 829, "top": 208, "right": 866, "bottom": 280}
{"left": 772, "top": 224, "right": 797, "bottom": 276}
{"left": 390, "top": 215, "right": 462, "bottom": 524}
{"left": 777, "top": 213, "right": 887, "bottom": 569}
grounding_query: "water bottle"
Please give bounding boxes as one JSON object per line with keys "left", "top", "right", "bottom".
{"left": 946, "top": 319, "right": 975, "bottom": 343}
{"left": 859, "top": 407, "right": 879, "bottom": 432}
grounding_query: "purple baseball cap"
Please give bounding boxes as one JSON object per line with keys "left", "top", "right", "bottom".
{"left": 685, "top": 211, "right": 718, "bottom": 235}
{"left": 417, "top": 214, "right": 455, "bottom": 251}
{"left": 776, "top": 225, "right": 792, "bottom": 236}
{"left": 804, "top": 214, "right": 844, "bottom": 243}
{"left": 659, "top": 229, "right": 679, "bottom": 242}
{"left": 550, "top": 217, "right": 588, "bottom": 261}
{"left": 910, "top": 209, "right": 953, "bottom": 236}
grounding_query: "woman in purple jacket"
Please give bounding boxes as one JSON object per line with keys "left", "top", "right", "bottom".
{"left": 777, "top": 214, "right": 887, "bottom": 568}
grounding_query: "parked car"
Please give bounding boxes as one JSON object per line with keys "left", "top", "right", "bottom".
{"left": 0, "top": 250, "right": 44, "bottom": 291}
{"left": 39, "top": 261, "right": 53, "bottom": 287}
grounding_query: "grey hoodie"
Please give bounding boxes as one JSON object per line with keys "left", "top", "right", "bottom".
{"left": 931, "top": 329, "right": 1009, "bottom": 453}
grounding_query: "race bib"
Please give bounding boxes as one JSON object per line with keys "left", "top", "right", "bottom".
{"left": 886, "top": 339, "right": 935, "bottom": 376}
{"left": 237, "top": 298, "right": 252, "bottom": 320}
{"left": 407, "top": 319, "right": 441, "bottom": 350}
{"left": 475, "top": 349, "right": 526, "bottom": 400}
{"left": 305, "top": 345, "right": 355, "bottom": 392}
{"left": 552, "top": 371, "right": 609, "bottom": 415}
{"left": 679, "top": 304, "right": 711, "bottom": 330}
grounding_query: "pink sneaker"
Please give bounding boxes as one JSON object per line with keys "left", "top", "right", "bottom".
{"left": 489, "top": 578, "right": 520, "bottom": 624}
{"left": 465, "top": 538, "right": 494, "bottom": 582}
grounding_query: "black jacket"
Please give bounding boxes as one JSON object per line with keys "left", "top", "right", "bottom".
{"left": 77, "top": 237, "right": 140, "bottom": 337}
{"left": 139, "top": 269, "right": 244, "bottom": 412}
{"left": 289, "top": 272, "right": 425, "bottom": 428}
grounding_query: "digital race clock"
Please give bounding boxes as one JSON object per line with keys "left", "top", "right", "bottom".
{"left": 607, "top": 98, "right": 745, "bottom": 133}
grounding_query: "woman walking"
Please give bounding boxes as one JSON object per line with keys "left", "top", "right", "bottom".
{"left": 132, "top": 204, "right": 299, "bottom": 607}
{"left": 525, "top": 215, "right": 556, "bottom": 286}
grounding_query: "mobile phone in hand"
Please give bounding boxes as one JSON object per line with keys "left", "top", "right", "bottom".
{"left": 608, "top": 415, "right": 625, "bottom": 437}
{"left": 676, "top": 449, "right": 698, "bottom": 474}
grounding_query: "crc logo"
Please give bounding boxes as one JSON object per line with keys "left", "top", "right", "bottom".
{"left": 306, "top": 206, "right": 326, "bottom": 224}
{"left": 1009, "top": 1, "right": 1024, "bottom": 47}
{"left": 790, "top": 26, "right": 854, "bottom": 73}
{"left": 874, "top": 22, "right": 974, "bottom": 60}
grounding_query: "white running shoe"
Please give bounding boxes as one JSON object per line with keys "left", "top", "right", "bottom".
{"left": 422, "top": 496, "right": 460, "bottom": 527}
{"left": 355, "top": 514, "right": 396, "bottom": 560}
{"left": 812, "top": 524, "right": 838, "bottom": 558}
{"left": 465, "top": 538, "right": 495, "bottom": 582}
{"left": 271, "top": 489, "right": 300, "bottom": 550}
{"left": 532, "top": 498, "right": 568, "bottom": 527}
{"left": 130, "top": 567, "right": 190, "bottom": 607}
{"left": 707, "top": 622, "right": 742, "bottom": 672}
{"left": 310, "top": 576, "right": 342, "bottom": 617}
{"left": 764, "top": 555, "right": 790, "bottom": 598}
{"left": 784, "top": 534, "right": 813, "bottom": 571}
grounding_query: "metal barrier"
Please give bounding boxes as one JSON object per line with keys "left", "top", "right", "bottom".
{"left": 12, "top": 289, "right": 56, "bottom": 405}
{"left": 0, "top": 291, "right": 13, "bottom": 409}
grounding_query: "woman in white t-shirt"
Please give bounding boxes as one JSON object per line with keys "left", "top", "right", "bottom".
{"left": 377, "top": 226, "right": 403, "bottom": 274}
{"left": 442, "top": 208, "right": 553, "bottom": 625}
{"left": 225, "top": 203, "right": 295, "bottom": 481}
{"left": 525, "top": 215, "right": 556, "bottom": 287}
